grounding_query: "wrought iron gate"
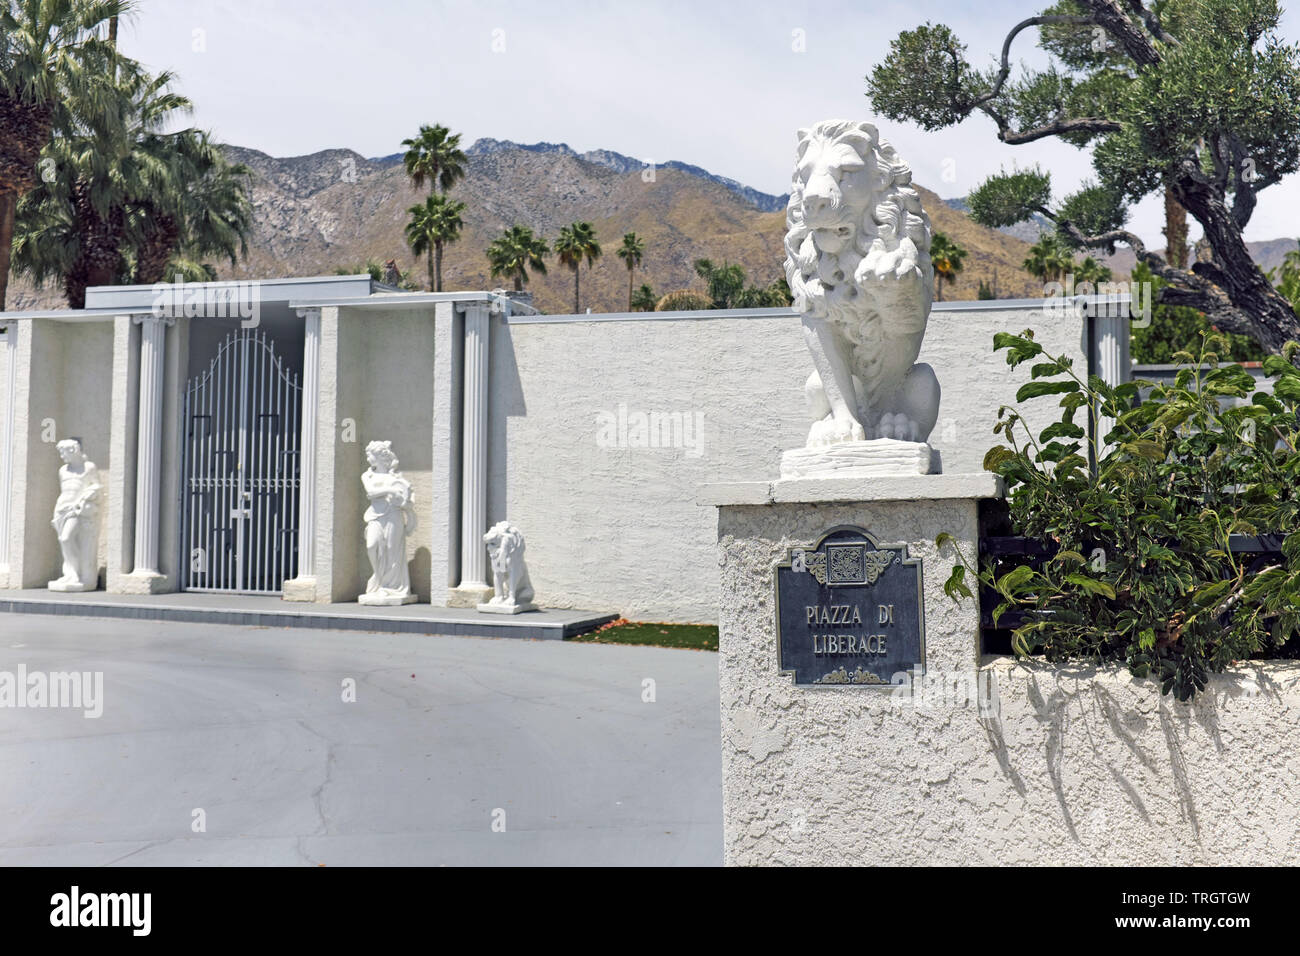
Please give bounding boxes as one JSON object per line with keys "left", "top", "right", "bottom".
{"left": 181, "top": 328, "right": 302, "bottom": 593}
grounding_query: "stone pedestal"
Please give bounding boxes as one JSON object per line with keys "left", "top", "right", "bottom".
{"left": 447, "top": 584, "right": 494, "bottom": 608}
{"left": 118, "top": 570, "right": 170, "bottom": 595}
{"left": 282, "top": 577, "right": 317, "bottom": 602}
{"left": 358, "top": 592, "right": 418, "bottom": 607}
{"left": 780, "top": 439, "right": 938, "bottom": 478}
{"left": 47, "top": 580, "right": 92, "bottom": 593}
{"left": 476, "top": 600, "right": 537, "bottom": 615}
{"left": 701, "top": 473, "right": 1001, "bottom": 866}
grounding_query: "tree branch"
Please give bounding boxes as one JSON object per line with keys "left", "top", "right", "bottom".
{"left": 1081, "top": 0, "right": 1163, "bottom": 69}
{"left": 965, "top": 11, "right": 1125, "bottom": 144}
{"left": 1041, "top": 211, "right": 1265, "bottom": 338}
{"left": 976, "top": 111, "right": 1122, "bottom": 144}
{"left": 970, "top": 15, "right": 1098, "bottom": 109}
{"left": 1124, "top": 0, "right": 1179, "bottom": 48}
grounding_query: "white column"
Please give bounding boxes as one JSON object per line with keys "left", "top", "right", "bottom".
{"left": 130, "top": 313, "right": 174, "bottom": 580}
{"left": 1093, "top": 300, "right": 1131, "bottom": 459}
{"left": 0, "top": 324, "right": 16, "bottom": 574}
{"left": 456, "top": 301, "right": 491, "bottom": 595}
{"left": 284, "top": 308, "right": 321, "bottom": 601}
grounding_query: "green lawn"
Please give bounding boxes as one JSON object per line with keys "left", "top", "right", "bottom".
{"left": 569, "top": 619, "right": 718, "bottom": 651}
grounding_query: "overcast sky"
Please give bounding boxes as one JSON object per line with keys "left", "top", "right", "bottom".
{"left": 119, "top": 0, "right": 1300, "bottom": 246}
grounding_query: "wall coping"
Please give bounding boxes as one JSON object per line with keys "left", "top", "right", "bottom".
{"left": 699, "top": 472, "right": 1004, "bottom": 506}
{"left": 509, "top": 295, "right": 1124, "bottom": 326}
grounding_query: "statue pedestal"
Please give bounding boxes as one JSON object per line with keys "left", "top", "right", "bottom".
{"left": 358, "top": 592, "right": 418, "bottom": 607}
{"left": 477, "top": 601, "right": 538, "bottom": 615}
{"left": 700, "top": 472, "right": 1002, "bottom": 865}
{"left": 780, "top": 438, "right": 938, "bottom": 478}
{"left": 48, "top": 579, "right": 94, "bottom": 593}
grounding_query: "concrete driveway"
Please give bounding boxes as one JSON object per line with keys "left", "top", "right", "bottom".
{"left": 0, "top": 615, "right": 722, "bottom": 866}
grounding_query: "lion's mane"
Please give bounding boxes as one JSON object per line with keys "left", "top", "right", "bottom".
{"left": 782, "top": 120, "right": 935, "bottom": 405}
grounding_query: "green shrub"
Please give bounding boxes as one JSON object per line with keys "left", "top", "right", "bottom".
{"left": 943, "top": 330, "right": 1300, "bottom": 700}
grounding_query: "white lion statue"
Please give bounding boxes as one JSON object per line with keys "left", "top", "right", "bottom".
{"left": 782, "top": 119, "right": 941, "bottom": 475}
{"left": 479, "top": 521, "right": 536, "bottom": 614}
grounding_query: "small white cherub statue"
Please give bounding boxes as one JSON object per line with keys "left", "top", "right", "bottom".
{"left": 359, "top": 440, "right": 418, "bottom": 605}
{"left": 49, "top": 438, "right": 101, "bottom": 591}
{"left": 478, "top": 521, "right": 536, "bottom": 614}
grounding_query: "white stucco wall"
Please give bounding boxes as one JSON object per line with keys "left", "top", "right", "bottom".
{"left": 493, "top": 305, "right": 1086, "bottom": 622}
{"left": 711, "top": 482, "right": 1300, "bottom": 866}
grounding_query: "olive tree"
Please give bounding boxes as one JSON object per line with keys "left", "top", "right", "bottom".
{"left": 867, "top": 0, "right": 1300, "bottom": 354}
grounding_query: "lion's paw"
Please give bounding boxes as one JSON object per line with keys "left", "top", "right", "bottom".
{"left": 876, "top": 412, "right": 920, "bottom": 442}
{"left": 808, "top": 415, "right": 866, "bottom": 448}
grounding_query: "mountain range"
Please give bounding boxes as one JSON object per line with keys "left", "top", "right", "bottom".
{"left": 5, "top": 138, "right": 1295, "bottom": 314}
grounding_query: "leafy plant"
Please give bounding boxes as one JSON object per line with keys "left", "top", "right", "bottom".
{"left": 942, "top": 329, "right": 1300, "bottom": 700}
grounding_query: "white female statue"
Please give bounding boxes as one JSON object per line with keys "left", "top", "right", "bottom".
{"left": 359, "top": 440, "right": 418, "bottom": 605}
{"left": 49, "top": 438, "right": 102, "bottom": 591}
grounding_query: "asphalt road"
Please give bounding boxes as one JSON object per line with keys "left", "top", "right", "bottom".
{"left": 0, "top": 615, "right": 722, "bottom": 866}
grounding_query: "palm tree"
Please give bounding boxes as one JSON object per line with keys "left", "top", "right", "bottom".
{"left": 630, "top": 283, "right": 656, "bottom": 312}
{"left": 14, "top": 67, "right": 252, "bottom": 306}
{"left": 0, "top": 0, "right": 130, "bottom": 309}
{"left": 486, "top": 225, "right": 549, "bottom": 292}
{"left": 401, "top": 123, "right": 466, "bottom": 196}
{"left": 615, "top": 232, "right": 645, "bottom": 310}
{"left": 929, "top": 232, "right": 967, "bottom": 301}
{"left": 1022, "top": 233, "right": 1073, "bottom": 285}
{"left": 693, "top": 258, "right": 747, "bottom": 309}
{"left": 555, "top": 221, "right": 601, "bottom": 313}
{"left": 129, "top": 129, "right": 252, "bottom": 284}
{"left": 1073, "top": 255, "right": 1113, "bottom": 288}
{"left": 405, "top": 193, "right": 466, "bottom": 292}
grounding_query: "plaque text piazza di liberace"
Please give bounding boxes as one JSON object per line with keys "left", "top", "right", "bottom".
{"left": 774, "top": 526, "right": 925, "bottom": 685}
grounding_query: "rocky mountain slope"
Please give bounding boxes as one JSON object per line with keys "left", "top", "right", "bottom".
{"left": 221, "top": 139, "right": 1050, "bottom": 311}
{"left": 11, "top": 137, "right": 1289, "bottom": 314}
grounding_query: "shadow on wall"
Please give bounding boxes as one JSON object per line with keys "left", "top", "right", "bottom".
{"left": 488, "top": 314, "right": 526, "bottom": 537}
{"left": 978, "top": 662, "right": 1282, "bottom": 854}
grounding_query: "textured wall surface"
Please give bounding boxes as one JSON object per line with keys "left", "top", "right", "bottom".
{"left": 715, "top": 494, "right": 1300, "bottom": 866}
{"left": 499, "top": 306, "right": 1085, "bottom": 622}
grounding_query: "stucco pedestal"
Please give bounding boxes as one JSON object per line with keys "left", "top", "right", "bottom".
{"left": 447, "top": 584, "right": 494, "bottom": 608}
{"left": 703, "top": 473, "right": 997, "bottom": 866}
{"left": 115, "top": 570, "right": 171, "bottom": 595}
{"left": 703, "top": 472, "right": 1300, "bottom": 866}
{"left": 281, "top": 576, "right": 317, "bottom": 602}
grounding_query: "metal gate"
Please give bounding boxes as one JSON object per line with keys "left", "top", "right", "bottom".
{"left": 181, "top": 328, "right": 302, "bottom": 593}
